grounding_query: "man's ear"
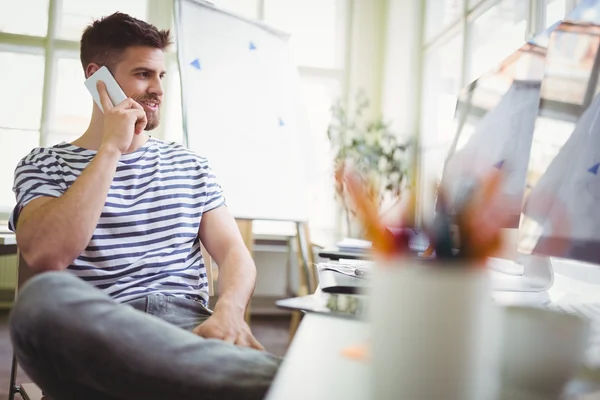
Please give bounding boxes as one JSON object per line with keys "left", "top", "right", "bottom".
{"left": 85, "top": 63, "right": 101, "bottom": 79}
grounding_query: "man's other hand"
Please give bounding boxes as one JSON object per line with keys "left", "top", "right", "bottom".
{"left": 193, "top": 309, "right": 265, "bottom": 351}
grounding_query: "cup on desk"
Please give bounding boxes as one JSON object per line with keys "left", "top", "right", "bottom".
{"left": 499, "top": 305, "right": 589, "bottom": 400}
{"left": 369, "top": 260, "right": 502, "bottom": 400}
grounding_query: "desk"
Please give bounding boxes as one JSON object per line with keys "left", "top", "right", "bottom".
{"left": 266, "top": 313, "right": 369, "bottom": 400}
{"left": 0, "top": 233, "right": 17, "bottom": 256}
{"left": 267, "top": 259, "right": 600, "bottom": 400}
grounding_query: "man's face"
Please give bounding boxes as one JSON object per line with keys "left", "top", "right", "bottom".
{"left": 112, "top": 46, "right": 167, "bottom": 131}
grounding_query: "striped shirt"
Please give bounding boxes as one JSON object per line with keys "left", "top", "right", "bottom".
{"left": 9, "top": 137, "right": 225, "bottom": 306}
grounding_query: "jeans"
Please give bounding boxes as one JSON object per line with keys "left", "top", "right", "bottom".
{"left": 9, "top": 271, "right": 282, "bottom": 400}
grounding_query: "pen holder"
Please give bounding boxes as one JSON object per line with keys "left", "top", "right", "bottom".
{"left": 369, "top": 259, "right": 502, "bottom": 400}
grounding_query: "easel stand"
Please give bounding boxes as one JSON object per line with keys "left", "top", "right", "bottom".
{"left": 289, "top": 221, "right": 316, "bottom": 340}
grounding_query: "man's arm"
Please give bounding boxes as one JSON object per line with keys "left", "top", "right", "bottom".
{"left": 17, "top": 146, "right": 121, "bottom": 272}
{"left": 16, "top": 82, "right": 147, "bottom": 273}
{"left": 195, "top": 205, "right": 264, "bottom": 350}
{"left": 200, "top": 206, "right": 255, "bottom": 314}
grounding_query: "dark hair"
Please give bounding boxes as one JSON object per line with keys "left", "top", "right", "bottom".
{"left": 80, "top": 12, "right": 172, "bottom": 74}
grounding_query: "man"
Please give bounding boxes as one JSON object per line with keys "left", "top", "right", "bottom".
{"left": 9, "top": 12, "right": 280, "bottom": 400}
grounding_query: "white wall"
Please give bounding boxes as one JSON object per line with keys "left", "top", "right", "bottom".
{"left": 345, "top": 0, "right": 387, "bottom": 119}
{"left": 254, "top": 242, "right": 297, "bottom": 297}
{"left": 381, "top": 0, "right": 423, "bottom": 139}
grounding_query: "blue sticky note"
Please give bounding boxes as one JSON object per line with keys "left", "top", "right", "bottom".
{"left": 589, "top": 163, "right": 600, "bottom": 175}
{"left": 190, "top": 59, "right": 201, "bottom": 70}
{"left": 494, "top": 159, "right": 505, "bottom": 169}
{"left": 278, "top": 118, "right": 285, "bottom": 126}
{"left": 249, "top": 41, "right": 257, "bottom": 50}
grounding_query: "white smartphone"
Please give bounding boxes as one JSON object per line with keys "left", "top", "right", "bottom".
{"left": 84, "top": 66, "right": 127, "bottom": 113}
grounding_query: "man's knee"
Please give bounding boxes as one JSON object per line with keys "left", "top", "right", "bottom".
{"left": 9, "top": 271, "right": 90, "bottom": 349}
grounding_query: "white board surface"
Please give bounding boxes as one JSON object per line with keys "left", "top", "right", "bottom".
{"left": 175, "top": 0, "right": 312, "bottom": 222}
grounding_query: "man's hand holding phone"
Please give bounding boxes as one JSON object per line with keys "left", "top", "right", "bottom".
{"left": 97, "top": 81, "right": 147, "bottom": 155}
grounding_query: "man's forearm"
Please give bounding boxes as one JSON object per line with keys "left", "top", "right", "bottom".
{"left": 214, "top": 247, "right": 257, "bottom": 316}
{"left": 17, "top": 144, "right": 122, "bottom": 271}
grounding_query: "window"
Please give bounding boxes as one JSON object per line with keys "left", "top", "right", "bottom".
{"left": 0, "top": 0, "right": 49, "bottom": 37}
{"left": 421, "top": 35, "right": 463, "bottom": 153}
{"left": 425, "top": 0, "right": 463, "bottom": 41}
{"left": 299, "top": 75, "right": 342, "bottom": 237}
{"left": 420, "top": 34, "right": 463, "bottom": 218}
{"left": 0, "top": 53, "right": 45, "bottom": 131}
{"left": 49, "top": 56, "right": 91, "bottom": 146}
{"left": 467, "top": 0, "right": 528, "bottom": 82}
{"left": 0, "top": 0, "right": 150, "bottom": 216}
{"left": 58, "top": 0, "right": 148, "bottom": 40}
{"left": 264, "top": 0, "right": 343, "bottom": 69}
{"left": 0, "top": 51, "right": 45, "bottom": 212}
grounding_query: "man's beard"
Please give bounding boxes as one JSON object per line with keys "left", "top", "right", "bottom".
{"left": 133, "top": 95, "right": 160, "bottom": 131}
{"left": 144, "top": 109, "right": 160, "bottom": 131}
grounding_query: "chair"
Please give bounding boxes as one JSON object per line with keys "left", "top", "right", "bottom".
{"left": 9, "top": 250, "right": 42, "bottom": 400}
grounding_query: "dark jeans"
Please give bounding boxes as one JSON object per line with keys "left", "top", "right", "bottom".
{"left": 10, "top": 271, "right": 281, "bottom": 400}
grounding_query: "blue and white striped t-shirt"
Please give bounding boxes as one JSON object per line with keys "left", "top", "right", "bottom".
{"left": 9, "top": 137, "right": 225, "bottom": 306}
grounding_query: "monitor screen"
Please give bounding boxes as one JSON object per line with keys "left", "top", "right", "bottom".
{"left": 519, "top": 21, "right": 600, "bottom": 264}
{"left": 438, "top": 42, "right": 546, "bottom": 228}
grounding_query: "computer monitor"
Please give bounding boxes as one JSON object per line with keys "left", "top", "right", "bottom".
{"left": 433, "top": 0, "right": 600, "bottom": 293}
{"left": 426, "top": 39, "right": 553, "bottom": 291}
{"left": 519, "top": 20, "right": 600, "bottom": 269}
{"left": 439, "top": 44, "right": 545, "bottom": 230}
{"left": 424, "top": 2, "right": 600, "bottom": 292}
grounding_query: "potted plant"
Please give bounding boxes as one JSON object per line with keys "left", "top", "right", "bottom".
{"left": 327, "top": 90, "right": 413, "bottom": 237}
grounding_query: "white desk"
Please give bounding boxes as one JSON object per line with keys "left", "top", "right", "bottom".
{"left": 0, "top": 233, "right": 16, "bottom": 246}
{"left": 266, "top": 260, "right": 600, "bottom": 400}
{"left": 0, "top": 233, "right": 17, "bottom": 257}
{"left": 266, "top": 313, "right": 369, "bottom": 400}
{"left": 0, "top": 220, "right": 16, "bottom": 249}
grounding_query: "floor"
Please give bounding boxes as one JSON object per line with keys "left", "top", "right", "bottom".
{"left": 0, "top": 311, "right": 293, "bottom": 400}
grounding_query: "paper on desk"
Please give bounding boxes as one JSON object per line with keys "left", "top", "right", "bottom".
{"left": 338, "top": 259, "right": 374, "bottom": 267}
{"left": 318, "top": 262, "right": 371, "bottom": 279}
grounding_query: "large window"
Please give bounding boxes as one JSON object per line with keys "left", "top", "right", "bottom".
{"left": 418, "top": 0, "right": 581, "bottom": 218}
{"left": 0, "top": 0, "right": 49, "bottom": 36}
{"left": 57, "top": 0, "right": 148, "bottom": 40}
{"left": 0, "top": 0, "right": 347, "bottom": 241}
{"left": 0, "top": 0, "right": 151, "bottom": 215}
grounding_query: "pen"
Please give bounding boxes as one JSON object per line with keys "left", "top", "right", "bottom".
{"left": 432, "top": 190, "right": 454, "bottom": 260}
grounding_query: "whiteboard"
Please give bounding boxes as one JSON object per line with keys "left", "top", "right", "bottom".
{"left": 175, "top": 0, "right": 312, "bottom": 222}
